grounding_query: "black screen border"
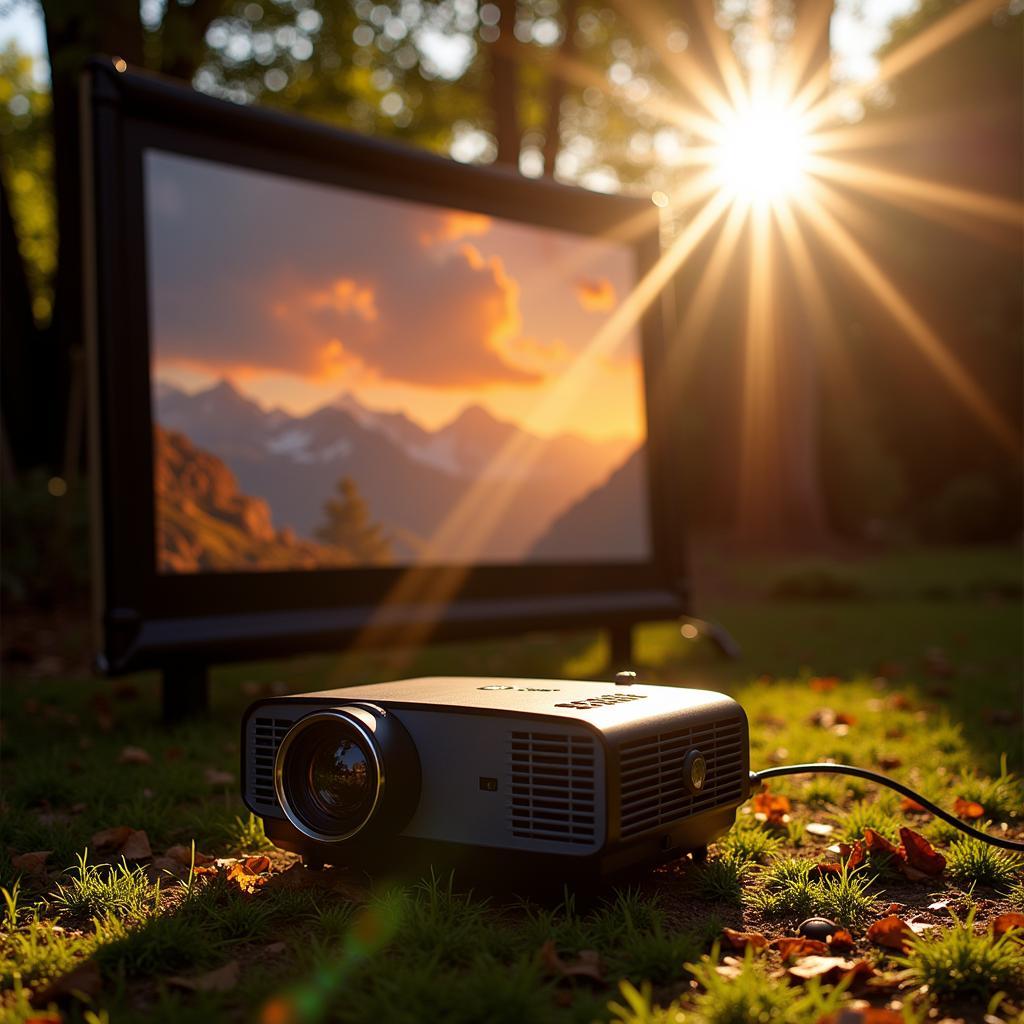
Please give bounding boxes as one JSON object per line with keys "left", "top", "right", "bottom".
{"left": 83, "top": 59, "right": 690, "bottom": 673}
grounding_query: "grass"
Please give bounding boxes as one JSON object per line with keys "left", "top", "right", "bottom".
{"left": 1, "top": 544, "right": 1022, "bottom": 1021}
{"left": 901, "top": 911, "right": 1024, "bottom": 1006}
{"left": 945, "top": 837, "right": 1023, "bottom": 890}
{"left": 52, "top": 852, "right": 157, "bottom": 922}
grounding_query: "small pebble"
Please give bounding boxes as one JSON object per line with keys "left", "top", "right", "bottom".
{"left": 798, "top": 916, "right": 839, "bottom": 941}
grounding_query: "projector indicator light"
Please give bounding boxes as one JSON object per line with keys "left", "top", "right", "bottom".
{"left": 684, "top": 750, "right": 707, "bottom": 793}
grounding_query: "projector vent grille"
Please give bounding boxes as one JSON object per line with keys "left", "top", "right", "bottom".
{"left": 250, "top": 716, "right": 292, "bottom": 811}
{"left": 507, "top": 731, "right": 596, "bottom": 846}
{"left": 618, "top": 716, "right": 745, "bottom": 838}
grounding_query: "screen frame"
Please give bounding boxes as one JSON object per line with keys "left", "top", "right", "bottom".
{"left": 83, "top": 59, "right": 690, "bottom": 673}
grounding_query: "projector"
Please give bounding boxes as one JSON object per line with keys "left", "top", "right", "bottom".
{"left": 241, "top": 677, "right": 751, "bottom": 885}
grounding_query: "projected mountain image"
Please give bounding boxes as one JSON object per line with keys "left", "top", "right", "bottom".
{"left": 154, "top": 380, "right": 639, "bottom": 567}
{"left": 146, "top": 150, "right": 650, "bottom": 572}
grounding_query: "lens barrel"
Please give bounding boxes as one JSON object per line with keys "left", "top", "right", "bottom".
{"left": 274, "top": 705, "right": 419, "bottom": 844}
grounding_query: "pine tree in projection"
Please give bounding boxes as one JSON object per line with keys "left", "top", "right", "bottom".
{"left": 315, "top": 476, "right": 393, "bottom": 565}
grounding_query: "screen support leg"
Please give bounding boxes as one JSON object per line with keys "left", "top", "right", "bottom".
{"left": 161, "top": 664, "right": 209, "bottom": 722}
{"left": 608, "top": 623, "right": 634, "bottom": 672}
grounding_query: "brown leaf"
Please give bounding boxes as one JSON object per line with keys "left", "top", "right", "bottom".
{"left": 952, "top": 797, "right": 985, "bottom": 820}
{"left": 877, "top": 755, "right": 902, "bottom": 771}
{"left": 165, "top": 844, "right": 216, "bottom": 867}
{"left": 90, "top": 826, "right": 133, "bottom": 854}
{"left": 818, "top": 1009, "right": 905, "bottom": 1024}
{"left": 787, "top": 956, "right": 875, "bottom": 987}
{"left": 227, "top": 858, "right": 272, "bottom": 893}
{"left": 993, "top": 913, "right": 1024, "bottom": 939}
{"left": 120, "top": 830, "right": 152, "bottom": 861}
{"left": 168, "top": 960, "right": 240, "bottom": 993}
{"left": 899, "top": 796, "right": 929, "bottom": 815}
{"left": 772, "top": 937, "right": 829, "bottom": 960}
{"left": 204, "top": 768, "right": 235, "bottom": 786}
{"left": 539, "top": 940, "right": 605, "bottom": 985}
{"left": 721, "top": 927, "right": 769, "bottom": 951}
{"left": 843, "top": 840, "right": 866, "bottom": 871}
{"left": 31, "top": 961, "right": 102, "bottom": 1006}
{"left": 752, "top": 789, "right": 791, "bottom": 826}
{"left": 898, "top": 827, "right": 945, "bottom": 877}
{"left": 118, "top": 746, "right": 152, "bottom": 765}
{"left": 11, "top": 851, "right": 51, "bottom": 876}
{"left": 827, "top": 929, "right": 855, "bottom": 953}
{"left": 863, "top": 828, "right": 900, "bottom": 861}
{"left": 809, "top": 676, "right": 839, "bottom": 692}
{"left": 866, "top": 916, "right": 913, "bottom": 952}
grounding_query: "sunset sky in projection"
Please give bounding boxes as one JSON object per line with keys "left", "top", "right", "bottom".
{"left": 144, "top": 151, "right": 646, "bottom": 442}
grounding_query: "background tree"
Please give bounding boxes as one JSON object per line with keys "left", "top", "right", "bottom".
{"left": 315, "top": 476, "right": 393, "bottom": 564}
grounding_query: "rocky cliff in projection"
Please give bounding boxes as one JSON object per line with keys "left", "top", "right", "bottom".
{"left": 154, "top": 426, "right": 360, "bottom": 573}
{"left": 154, "top": 379, "right": 642, "bottom": 566}
{"left": 528, "top": 450, "right": 649, "bottom": 561}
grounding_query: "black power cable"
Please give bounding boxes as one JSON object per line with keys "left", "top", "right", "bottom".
{"left": 750, "top": 763, "right": 1024, "bottom": 853}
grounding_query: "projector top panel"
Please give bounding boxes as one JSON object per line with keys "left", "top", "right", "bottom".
{"left": 281, "top": 677, "right": 741, "bottom": 739}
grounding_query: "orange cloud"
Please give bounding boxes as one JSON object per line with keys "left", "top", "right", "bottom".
{"left": 575, "top": 277, "right": 617, "bottom": 312}
{"left": 308, "top": 278, "right": 378, "bottom": 322}
{"left": 419, "top": 211, "right": 493, "bottom": 247}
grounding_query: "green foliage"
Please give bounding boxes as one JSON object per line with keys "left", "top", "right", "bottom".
{"left": 0, "top": 908, "right": 94, "bottom": 990}
{"left": 0, "top": 42, "right": 54, "bottom": 323}
{"left": 221, "top": 812, "right": 273, "bottom": 853}
{"left": 696, "top": 850, "right": 752, "bottom": 903}
{"left": 1007, "top": 880, "right": 1024, "bottom": 912}
{"left": 945, "top": 837, "right": 1022, "bottom": 890}
{"left": 52, "top": 853, "right": 156, "bottom": 923}
{"left": 901, "top": 911, "right": 1024, "bottom": 1006}
{"left": 835, "top": 800, "right": 900, "bottom": 843}
{"left": 315, "top": 476, "right": 393, "bottom": 564}
{"left": 610, "top": 950, "right": 850, "bottom": 1024}
{"left": 716, "top": 817, "right": 783, "bottom": 864}
{"left": 747, "top": 860, "right": 876, "bottom": 928}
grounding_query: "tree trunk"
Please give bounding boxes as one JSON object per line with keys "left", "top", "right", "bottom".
{"left": 489, "top": 0, "right": 522, "bottom": 167}
{"left": 541, "top": 0, "right": 579, "bottom": 177}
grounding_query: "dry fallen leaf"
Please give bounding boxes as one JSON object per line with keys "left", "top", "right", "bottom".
{"left": 204, "top": 768, "right": 235, "bottom": 786}
{"left": 877, "top": 755, "right": 902, "bottom": 771}
{"left": 899, "top": 796, "right": 929, "bottom": 815}
{"left": 721, "top": 927, "right": 769, "bottom": 951}
{"left": 227, "top": 857, "right": 272, "bottom": 894}
{"left": 539, "top": 940, "right": 605, "bottom": 985}
{"left": 818, "top": 1009, "right": 905, "bottom": 1024}
{"left": 119, "top": 830, "right": 152, "bottom": 862}
{"left": 90, "top": 826, "right": 134, "bottom": 854}
{"left": 118, "top": 746, "right": 152, "bottom": 766}
{"left": 787, "top": 955, "right": 875, "bottom": 987}
{"left": 11, "top": 851, "right": 51, "bottom": 876}
{"left": 772, "top": 937, "right": 829, "bottom": 960}
{"left": 866, "top": 916, "right": 913, "bottom": 952}
{"left": 809, "top": 676, "right": 839, "bottom": 693}
{"left": 752, "top": 789, "right": 791, "bottom": 826}
{"left": 952, "top": 797, "right": 985, "bottom": 820}
{"left": 993, "top": 913, "right": 1024, "bottom": 939}
{"left": 863, "top": 828, "right": 900, "bottom": 861}
{"left": 168, "top": 960, "right": 240, "bottom": 993}
{"left": 898, "top": 827, "right": 945, "bottom": 877}
{"left": 827, "top": 929, "right": 855, "bottom": 953}
{"left": 165, "top": 844, "right": 216, "bottom": 867}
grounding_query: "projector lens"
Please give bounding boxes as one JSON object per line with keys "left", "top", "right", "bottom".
{"left": 276, "top": 711, "right": 383, "bottom": 842}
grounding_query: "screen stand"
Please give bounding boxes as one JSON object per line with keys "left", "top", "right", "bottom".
{"left": 161, "top": 664, "right": 209, "bottom": 722}
{"left": 608, "top": 623, "right": 634, "bottom": 672}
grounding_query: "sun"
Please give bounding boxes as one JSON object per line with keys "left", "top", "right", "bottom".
{"left": 712, "top": 97, "right": 811, "bottom": 205}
